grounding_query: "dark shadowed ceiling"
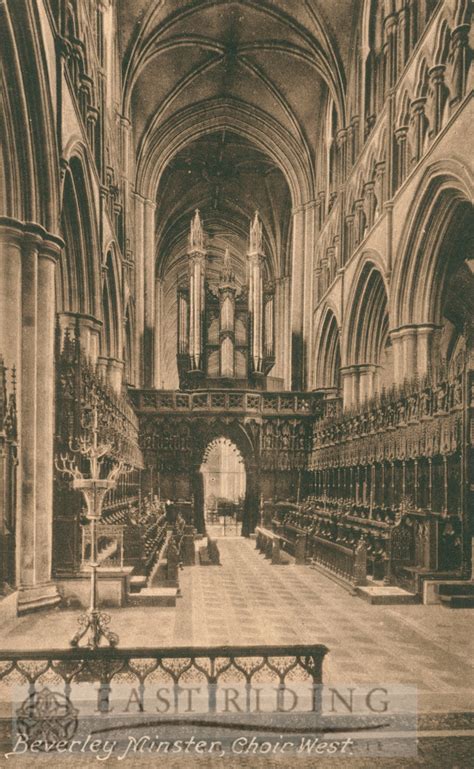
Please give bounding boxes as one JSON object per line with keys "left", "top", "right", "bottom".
{"left": 119, "top": 0, "right": 358, "bottom": 156}
{"left": 117, "top": 0, "right": 360, "bottom": 387}
{"left": 155, "top": 130, "right": 292, "bottom": 283}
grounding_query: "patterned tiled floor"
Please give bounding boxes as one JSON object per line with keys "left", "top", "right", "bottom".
{"left": 0, "top": 537, "right": 472, "bottom": 713}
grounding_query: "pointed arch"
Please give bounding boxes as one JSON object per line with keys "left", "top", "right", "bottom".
{"left": 101, "top": 248, "right": 123, "bottom": 361}
{"left": 344, "top": 261, "right": 389, "bottom": 369}
{"left": 315, "top": 308, "right": 341, "bottom": 391}
{"left": 58, "top": 155, "right": 100, "bottom": 317}
{"left": 415, "top": 57, "right": 430, "bottom": 98}
{"left": 0, "top": 1, "right": 60, "bottom": 230}
{"left": 342, "top": 260, "right": 390, "bottom": 403}
{"left": 392, "top": 161, "right": 474, "bottom": 328}
{"left": 432, "top": 17, "right": 452, "bottom": 65}
{"left": 136, "top": 98, "right": 314, "bottom": 209}
{"left": 397, "top": 89, "right": 412, "bottom": 127}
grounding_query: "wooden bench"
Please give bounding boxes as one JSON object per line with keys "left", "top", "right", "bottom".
{"left": 308, "top": 534, "right": 367, "bottom": 591}
{"left": 273, "top": 522, "right": 307, "bottom": 564}
{"left": 255, "top": 527, "right": 291, "bottom": 565}
{"left": 148, "top": 529, "right": 180, "bottom": 588}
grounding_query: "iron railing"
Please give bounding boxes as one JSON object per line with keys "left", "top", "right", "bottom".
{"left": 0, "top": 644, "right": 328, "bottom": 687}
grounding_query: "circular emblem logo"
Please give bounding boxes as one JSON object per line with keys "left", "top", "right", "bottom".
{"left": 16, "top": 687, "right": 79, "bottom": 749}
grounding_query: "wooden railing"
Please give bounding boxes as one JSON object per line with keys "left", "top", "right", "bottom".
{"left": 267, "top": 497, "right": 448, "bottom": 594}
{"left": 308, "top": 535, "right": 367, "bottom": 590}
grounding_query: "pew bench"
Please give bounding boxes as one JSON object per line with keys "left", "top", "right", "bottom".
{"left": 308, "top": 534, "right": 367, "bottom": 593}
{"left": 272, "top": 521, "right": 308, "bottom": 564}
{"left": 255, "top": 527, "right": 291, "bottom": 565}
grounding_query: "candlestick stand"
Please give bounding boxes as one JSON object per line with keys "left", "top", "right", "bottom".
{"left": 56, "top": 407, "right": 124, "bottom": 648}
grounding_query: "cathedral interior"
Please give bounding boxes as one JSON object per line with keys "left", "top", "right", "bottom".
{"left": 0, "top": 0, "right": 473, "bottom": 760}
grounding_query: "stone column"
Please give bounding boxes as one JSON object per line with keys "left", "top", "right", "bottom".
{"left": 274, "top": 276, "right": 289, "bottom": 385}
{"left": 341, "top": 366, "right": 358, "bottom": 410}
{"left": 398, "top": 4, "right": 408, "bottom": 68}
{"left": 303, "top": 202, "right": 316, "bottom": 389}
{"left": 247, "top": 212, "right": 266, "bottom": 378}
{"left": 374, "top": 161, "right": 386, "bottom": 211}
{"left": 363, "top": 181, "right": 376, "bottom": 230}
{"left": 390, "top": 330, "right": 403, "bottom": 385}
{"left": 354, "top": 199, "right": 366, "bottom": 245}
{"left": 133, "top": 193, "right": 145, "bottom": 384}
{"left": 350, "top": 115, "right": 360, "bottom": 161}
{"left": 107, "top": 358, "right": 124, "bottom": 393}
{"left": 0, "top": 220, "right": 63, "bottom": 613}
{"left": 394, "top": 126, "right": 409, "bottom": 186}
{"left": 393, "top": 324, "right": 439, "bottom": 384}
{"left": 0, "top": 223, "right": 22, "bottom": 373}
{"left": 358, "top": 363, "right": 377, "bottom": 403}
{"left": 272, "top": 280, "right": 282, "bottom": 381}
{"left": 188, "top": 210, "right": 206, "bottom": 376}
{"left": 281, "top": 278, "right": 291, "bottom": 385}
{"left": 96, "top": 355, "right": 108, "bottom": 382}
{"left": 153, "top": 276, "right": 164, "bottom": 388}
{"left": 290, "top": 206, "right": 305, "bottom": 389}
{"left": 336, "top": 129, "right": 348, "bottom": 185}
{"left": 313, "top": 264, "right": 322, "bottom": 308}
{"left": 427, "top": 65, "right": 447, "bottom": 137}
{"left": 345, "top": 213, "right": 355, "bottom": 262}
{"left": 143, "top": 198, "right": 156, "bottom": 387}
{"left": 450, "top": 24, "right": 470, "bottom": 104}
{"left": 57, "top": 312, "right": 102, "bottom": 367}
{"left": 384, "top": 13, "right": 398, "bottom": 89}
{"left": 416, "top": 325, "right": 439, "bottom": 379}
{"left": 401, "top": 327, "right": 417, "bottom": 383}
{"left": 409, "top": 98, "right": 427, "bottom": 165}
{"left": 317, "top": 191, "right": 326, "bottom": 226}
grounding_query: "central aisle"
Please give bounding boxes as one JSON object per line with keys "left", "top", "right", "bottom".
{"left": 171, "top": 538, "right": 473, "bottom": 712}
{"left": 0, "top": 538, "right": 471, "bottom": 712}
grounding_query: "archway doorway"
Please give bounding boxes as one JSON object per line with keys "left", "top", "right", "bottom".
{"left": 201, "top": 438, "right": 246, "bottom": 537}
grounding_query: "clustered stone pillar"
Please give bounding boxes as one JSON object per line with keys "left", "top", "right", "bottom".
{"left": 153, "top": 276, "right": 164, "bottom": 388}
{"left": 133, "top": 192, "right": 155, "bottom": 386}
{"left": 57, "top": 313, "right": 102, "bottom": 366}
{"left": 287, "top": 200, "right": 318, "bottom": 390}
{"left": 188, "top": 210, "right": 206, "bottom": 376}
{"left": 273, "top": 275, "right": 291, "bottom": 386}
{"left": 247, "top": 212, "right": 265, "bottom": 378}
{"left": 0, "top": 219, "right": 62, "bottom": 613}
{"left": 341, "top": 364, "right": 378, "bottom": 409}
{"left": 391, "top": 324, "right": 440, "bottom": 384}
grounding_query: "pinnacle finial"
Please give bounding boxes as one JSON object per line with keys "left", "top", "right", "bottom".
{"left": 249, "top": 210, "right": 263, "bottom": 254}
{"left": 189, "top": 209, "right": 205, "bottom": 251}
{"left": 220, "top": 246, "right": 235, "bottom": 284}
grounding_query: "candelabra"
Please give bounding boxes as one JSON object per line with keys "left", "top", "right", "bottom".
{"left": 56, "top": 406, "right": 125, "bottom": 648}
